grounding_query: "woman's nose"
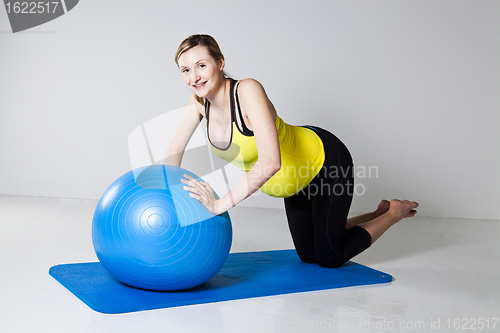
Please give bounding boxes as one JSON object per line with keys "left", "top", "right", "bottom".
{"left": 191, "top": 70, "right": 200, "bottom": 82}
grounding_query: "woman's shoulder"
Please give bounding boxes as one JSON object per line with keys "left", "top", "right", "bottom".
{"left": 234, "top": 78, "right": 277, "bottom": 120}
{"left": 236, "top": 78, "right": 264, "bottom": 91}
{"left": 235, "top": 78, "right": 269, "bottom": 100}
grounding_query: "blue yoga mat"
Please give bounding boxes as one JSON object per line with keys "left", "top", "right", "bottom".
{"left": 49, "top": 249, "right": 392, "bottom": 314}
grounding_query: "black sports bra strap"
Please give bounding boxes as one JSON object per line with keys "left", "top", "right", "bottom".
{"left": 204, "top": 98, "right": 210, "bottom": 120}
{"left": 205, "top": 79, "right": 253, "bottom": 137}
{"left": 229, "top": 78, "right": 236, "bottom": 122}
{"left": 234, "top": 80, "right": 254, "bottom": 136}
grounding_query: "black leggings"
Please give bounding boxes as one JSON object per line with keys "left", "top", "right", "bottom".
{"left": 284, "top": 126, "right": 372, "bottom": 268}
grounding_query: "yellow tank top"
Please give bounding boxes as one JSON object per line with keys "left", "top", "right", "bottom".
{"left": 206, "top": 80, "right": 325, "bottom": 198}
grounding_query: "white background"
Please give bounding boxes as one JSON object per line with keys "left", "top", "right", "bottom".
{"left": 0, "top": 0, "right": 499, "bottom": 219}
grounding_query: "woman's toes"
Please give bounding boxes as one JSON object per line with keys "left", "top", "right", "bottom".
{"left": 389, "top": 199, "right": 419, "bottom": 220}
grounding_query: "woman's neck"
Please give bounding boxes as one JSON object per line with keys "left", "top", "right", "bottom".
{"left": 206, "top": 78, "right": 231, "bottom": 114}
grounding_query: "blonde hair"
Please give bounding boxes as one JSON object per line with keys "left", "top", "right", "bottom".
{"left": 175, "top": 34, "right": 230, "bottom": 105}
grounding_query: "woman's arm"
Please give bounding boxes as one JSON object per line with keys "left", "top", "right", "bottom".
{"left": 183, "top": 79, "right": 281, "bottom": 215}
{"left": 164, "top": 94, "right": 204, "bottom": 167}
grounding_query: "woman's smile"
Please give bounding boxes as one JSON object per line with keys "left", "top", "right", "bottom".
{"left": 193, "top": 81, "right": 207, "bottom": 89}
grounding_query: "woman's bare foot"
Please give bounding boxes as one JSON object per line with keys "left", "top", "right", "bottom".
{"left": 388, "top": 199, "right": 419, "bottom": 223}
{"left": 356, "top": 199, "right": 419, "bottom": 244}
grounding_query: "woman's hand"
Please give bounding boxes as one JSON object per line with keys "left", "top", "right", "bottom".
{"left": 181, "top": 174, "right": 222, "bottom": 215}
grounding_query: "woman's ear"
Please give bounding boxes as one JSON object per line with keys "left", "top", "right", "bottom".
{"left": 219, "top": 57, "right": 225, "bottom": 71}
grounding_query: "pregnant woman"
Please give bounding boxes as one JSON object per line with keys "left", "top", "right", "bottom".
{"left": 165, "top": 34, "right": 418, "bottom": 268}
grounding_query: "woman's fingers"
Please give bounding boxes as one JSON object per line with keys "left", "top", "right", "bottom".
{"left": 181, "top": 175, "right": 201, "bottom": 190}
{"left": 182, "top": 175, "right": 214, "bottom": 201}
{"left": 189, "top": 192, "right": 204, "bottom": 203}
{"left": 180, "top": 175, "right": 220, "bottom": 215}
{"left": 182, "top": 175, "right": 210, "bottom": 195}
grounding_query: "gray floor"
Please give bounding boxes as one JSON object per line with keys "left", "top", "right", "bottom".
{"left": 1, "top": 195, "right": 499, "bottom": 333}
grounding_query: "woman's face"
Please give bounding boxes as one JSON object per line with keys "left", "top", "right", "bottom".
{"left": 177, "top": 45, "right": 224, "bottom": 98}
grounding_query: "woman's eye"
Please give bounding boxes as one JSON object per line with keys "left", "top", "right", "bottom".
{"left": 182, "top": 68, "right": 189, "bottom": 73}
{"left": 198, "top": 64, "right": 206, "bottom": 69}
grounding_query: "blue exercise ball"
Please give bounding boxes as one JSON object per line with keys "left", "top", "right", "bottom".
{"left": 92, "top": 164, "right": 232, "bottom": 291}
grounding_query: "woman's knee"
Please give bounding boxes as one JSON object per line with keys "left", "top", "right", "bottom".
{"left": 316, "top": 255, "right": 345, "bottom": 268}
{"left": 296, "top": 249, "right": 316, "bottom": 264}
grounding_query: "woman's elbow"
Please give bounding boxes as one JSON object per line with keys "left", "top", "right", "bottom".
{"left": 257, "top": 154, "right": 281, "bottom": 178}
{"left": 265, "top": 159, "right": 281, "bottom": 177}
